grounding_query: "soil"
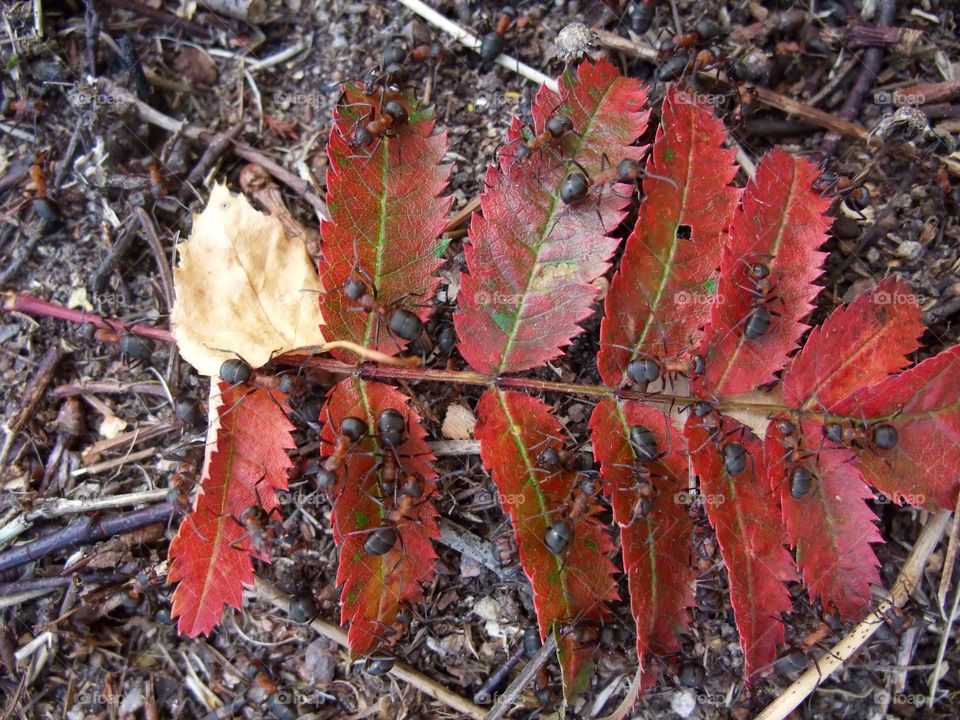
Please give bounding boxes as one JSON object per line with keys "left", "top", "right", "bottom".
{"left": 1, "top": 1, "right": 959, "bottom": 719}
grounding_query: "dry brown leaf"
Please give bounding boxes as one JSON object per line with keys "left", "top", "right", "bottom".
{"left": 172, "top": 183, "right": 324, "bottom": 377}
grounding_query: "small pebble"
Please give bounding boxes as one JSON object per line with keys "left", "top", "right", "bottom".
{"left": 671, "top": 689, "right": 698, "bottom": 717}
{"left": 896, "top": 240, "right": 924, "bottom": 260}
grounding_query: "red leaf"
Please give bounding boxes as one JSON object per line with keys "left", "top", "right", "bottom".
{"left": 323, "top": 377, "right": 439, "bottom": 657}
{"left": 589, "top": 398, "right": 695, "bottom": 668}
{"left": 475, "top": 388, "right": 618, "bottom": 700}
{"left": 168, "top": 383, "right": 294, "bottom": 636}
{"left": 598, "top": 86, "right": 739, "bottom": 388}
{"left": 455, "top": 59, "right": 649, "bottom": 374}
{"left": 697, "top": 151, "right": 832, "bottom": 394}
{"left": 764, "top": 418, "right": 881, "bottom": 619}
{"left": 685, "top": 414, "right": 796, "bottom": 679}
{"left": 832, "top": 344, "right": 960, "bottom": 510}
{"left": 319, "top": 87, "right": 451, "bottom": 358}
{"left": 783, "top": 277, "right": 923, "bottom": 411}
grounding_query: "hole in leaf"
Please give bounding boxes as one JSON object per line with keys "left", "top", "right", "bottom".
{"left": 676, "top": 224, "right": 692, "bottom": 240}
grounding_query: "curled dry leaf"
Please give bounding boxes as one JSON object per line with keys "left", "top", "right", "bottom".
{"left": 172, "top": 183, "right": 325, "bottom": 377}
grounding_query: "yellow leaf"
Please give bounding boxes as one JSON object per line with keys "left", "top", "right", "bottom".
{"left": 172, "top": 183, "right": 325, "bottom": 377}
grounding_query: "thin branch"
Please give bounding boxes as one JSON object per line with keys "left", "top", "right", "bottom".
{"left": 396, "top": 0, "right": 557, "bottom": 91}
{"left": 754, "top": 511, "right": 952, "bottom": 720}
{"left": 253, "top": 578, "right": 488, "bottom": 720}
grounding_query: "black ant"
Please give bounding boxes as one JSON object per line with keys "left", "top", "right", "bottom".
{"left": 558, "top": 157, "right": 653, "bottom": 225}
{"left": 822, "top": 419, "right": 899, "bottom": 451}
{"left": 235, "top": 506, "right": 278, "bottom": 554}
{"left": 624, "top": 349, "right": 706, "bottom": 391}
{"left": 624, "top": 0, "right": 656, "bottom": 35}
{"left": 346, "top": 99, "right": 409, "bottom": 158}
{"left": 503, "top": 111, "right": 575, "bottom": 165}
{"left": 479, "top": 13, "right": 512, "bottom": 66}
{"left": 542, "top": 475, "right": 601, "bottom": 556}
{"left": 768, "top": 417, "right": 820, "bottom": 500}
{"left": 218, "top": 357, "right": 304, "bottom": 395}
{"left": 360, "top": 480, "right": 430, "bottom": 556}
{"left": 313, "top": 414, "right": 368, "bottom": 492}
{"left": 736, "top": 258, "right": 782, "bottom": 341}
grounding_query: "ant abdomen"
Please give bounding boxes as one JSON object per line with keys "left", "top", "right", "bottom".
{"left": 389, "top": 308, "right": 424, "bottom": 342}
{"left": 560, "top": 172, "right": 590, "bottom": 205}
{"left": 722, "top": 442, "right": 747, "bottom": 476}
{"left": 364, "top": 526, "right": 398, "bottom": 556}
{"left": 545, "top": 520, "right": 572, "bottom": 555}
{"left": 789, "top": 466, "right": 815, "bottom": 499}
{"left": 220, "top": 357, "right": 253, "bottom": 384}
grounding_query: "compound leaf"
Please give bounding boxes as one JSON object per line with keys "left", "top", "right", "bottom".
{"left": 319, "top": 86, "right": 451, "bottom": 359}
{"left": 590, "top": 398, "right": 695, "bottom": 671}
{"left": 475, "top": 388, "right": 618, "bottom": 701}
{"left": 598, "top": 86, "right": 739, "bottom": 388}
{"left": 685, "top": 414, "right": 796, "bottom": 679}
{"left": 169, "top": 382, "right": 294, "bottom": 637}
{"left": 697, "top": 151, "right": 831, "bottom": 394}
{"left": 765, "top": 418, "right": 881, "bottom": 619}
{"left": 783, "top": 277, "right": 924, "bottom": 411}
{"left": 323, "top": 377, "right": 439, "bottom": 658}
{"left": 832, "top": 344, "right": 960, "bottom": 510}
{"left": 456, "top": 59, "right": 649, "bottom": 374}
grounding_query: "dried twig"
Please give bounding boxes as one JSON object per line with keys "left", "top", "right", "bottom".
{"left": 0, "top": 346, "right": 65, "bottom": 479}
{"left": 253, "top": 578, "right": 488, "bottom": 720}
{"left": 482, "top": 632, "right": 557, "bottom": 720}
{"left": 0, "top": 504, "right": 175, "bottom": 574}
{"left": 754, "top": 511, "right": 951, "bottom": 720}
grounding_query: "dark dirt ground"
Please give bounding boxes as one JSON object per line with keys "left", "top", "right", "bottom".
{"left": 1, "top": 0, "right": 960, "bottom": 718}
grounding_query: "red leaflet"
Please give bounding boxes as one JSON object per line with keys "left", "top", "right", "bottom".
{"left": 685, "top": 414, "right": 796, "bottom": 679}
{"left": 783, "top": 277, "right": 923, "bottom": 411}
{"left": 832, "top": 344, "right": 960, "bottom": 510}
{"left": 697, "top": 151, "right": 831, "bottom": 394}
{"left": 319, "top": 86, "right": 451, "bottom": 358}
{"left": 456, "top": 59, "right": 649, "bottom": 374}
{"left": 598, "top": 86, "right": 739, "bottom": 388}
{"left": 589, "top": 398, "right": 694, "bottom": 669}
{"left": 323, "top": 377, "right": 439, "bottom": 657}
{"left": 475, "top": 388, "right": 618, "bottom": 700}
{"left": 168, "top": 383, "right": 295, "bottom": 636}
{"left": 765, "top": 418, "right": 881, "bottom": 619}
